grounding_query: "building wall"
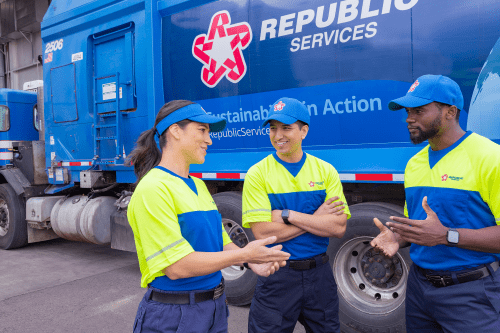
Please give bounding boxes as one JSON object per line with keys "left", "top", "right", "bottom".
{"left": 5, "top": 30, "right": 43, "bottom": 90}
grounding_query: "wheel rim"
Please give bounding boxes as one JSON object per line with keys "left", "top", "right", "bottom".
{"left": 221, "top": 218, "right": 250, "bottom": 281}
{"left": 334, "top": 236, "right": 409, "bottom": 315}
{"left": 0, "top": 199, "right": 9, "bottom": 237}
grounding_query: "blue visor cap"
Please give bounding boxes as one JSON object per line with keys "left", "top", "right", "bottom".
{"left": 388, "top": 75, "right": 464, "bottom": 111}
{"left": 262, "top": 97, "right": 311, "bottom": 127}
{"left": 156, "top": 103, "right": 226, "bottom": 137}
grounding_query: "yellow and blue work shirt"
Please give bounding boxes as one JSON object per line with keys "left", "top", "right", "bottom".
{"left": 128, "top": 166, "right": 232, "bottom": 290}
{"left": 242, "top": 152, "right": 351, "bottom": 260}
{"left": 404, "top": 131, "right": 500, "bottom": 271}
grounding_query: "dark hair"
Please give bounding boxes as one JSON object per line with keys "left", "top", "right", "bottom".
{"left": 435, "top": 102, "right": 460, "bottom": 122}
{"left": 296, "top": 120, "right": 308, "bottom": 129}
{"left": 127, "top": 100, "right": 194, "bottom": 187}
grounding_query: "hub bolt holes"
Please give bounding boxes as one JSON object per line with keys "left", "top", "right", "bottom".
{"left": 350, "top": 267, "right": 357, "bottom": 274}
{"left": 359, "top": 283, "right": 365, "bottom": 290}
{"left": 375, "top": 293, "right": 381, "bottom": 300}
{"left": 352, "top": 250, "right": 358, "bottom": 256}
{"left": 392, "top": 292, "right": 399, "bottom": 299}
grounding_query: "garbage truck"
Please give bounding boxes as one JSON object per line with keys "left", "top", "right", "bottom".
{"left": 0, "top": 0, "right": 499, "bottom": 332}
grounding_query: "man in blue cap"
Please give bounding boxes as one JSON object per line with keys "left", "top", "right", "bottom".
{"left": 242, "top": 97, "right": 351, "bottom": 332}
{"left": 371, "top": 75, "right": 500, "bottom": 332}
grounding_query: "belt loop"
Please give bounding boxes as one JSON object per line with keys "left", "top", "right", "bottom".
{"left": 486, "top": 264, "right": 495, "bottom": 279}
{"left": 315, "top": 255, "right": 322, "bottom": 267}
{"left": 189, "top": 292, "right": 196, "bottom": 305}
{"left": 451, "top": 272, "right": 459, "bottom": 285}
{"left": 146, "top": 287, "right": 154, "bottom": 300}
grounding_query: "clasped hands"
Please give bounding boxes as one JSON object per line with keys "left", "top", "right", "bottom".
{"left": 371, "top": 196, "right": 448, "bottom": 257}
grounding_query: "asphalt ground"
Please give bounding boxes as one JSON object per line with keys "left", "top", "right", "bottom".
{"left": 0, "top": 238, "right": 305, "bottom": 333}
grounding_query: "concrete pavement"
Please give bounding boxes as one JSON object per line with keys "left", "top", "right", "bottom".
{"left": 0, "top": 238, "right": 305, "bottom": 333}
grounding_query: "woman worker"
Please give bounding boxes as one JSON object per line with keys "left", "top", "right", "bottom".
{"left": 127, "top": 100, "right": 290, "bottom": 333}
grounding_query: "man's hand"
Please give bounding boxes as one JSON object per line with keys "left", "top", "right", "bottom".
{"left": 314, "top": 196, "right": 345, "bottom": 216}
{"left": 370, "top": 218, "right": 400, "bottom": 257}
{"left": 248, "top": 261, "right": 287, "bottom": 277}
{"left": 386, "top": 196, "right": 447, "bottom": 247}
{"left": 243, "top": 236, "right": 291, "bottom": 264}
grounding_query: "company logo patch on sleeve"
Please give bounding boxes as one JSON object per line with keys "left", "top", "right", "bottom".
{"left": 408, "top": 80, "right": 419, "bottom": 92}
{"left": 192, "top": 10, "right": 253, "bottom": 88}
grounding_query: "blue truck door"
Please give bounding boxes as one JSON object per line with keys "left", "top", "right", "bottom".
{"left": 92, "top": 24, "right": 136, "bottom": 163}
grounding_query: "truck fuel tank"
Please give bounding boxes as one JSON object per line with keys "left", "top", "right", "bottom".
{"left": 50, "top": 195, "right": 117, "bottom": 245}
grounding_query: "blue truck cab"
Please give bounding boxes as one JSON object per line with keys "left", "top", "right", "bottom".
{"left": 0, "top": 1, "right": 499, "bottom": 332}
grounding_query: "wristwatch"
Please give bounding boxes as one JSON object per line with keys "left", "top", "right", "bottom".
{"left": 282, "top": 209, "right": 291, "bottom": 225}
{"left": 447, "top": 228, "right": 459, "bottom": 246}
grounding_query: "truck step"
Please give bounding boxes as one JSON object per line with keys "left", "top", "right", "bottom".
{"left": 96, "top": 136, "right": 117, "bottom": 140}
{"left": 95, "top": 124, "right": 117, "bottom": 129}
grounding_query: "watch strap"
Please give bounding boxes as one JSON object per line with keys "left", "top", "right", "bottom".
{"left": 282, "top": 209, "right": 291, "bottom": 225}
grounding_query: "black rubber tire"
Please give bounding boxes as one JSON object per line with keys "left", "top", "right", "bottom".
{"left": 213, "top": 191, "right": 257, "bottom": 306}
{"left": 0, "top": 183, "right": 27, "bottom": 250}
{"left": 327, "top": 202, "right": 412, "bottom": 333}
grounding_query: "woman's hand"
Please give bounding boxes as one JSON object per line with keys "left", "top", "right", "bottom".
{"left": 248, "top": 261, "right": 287, "bottom": 277}
{"left": 243, "top": 236, "right": 290, "bottom": 264}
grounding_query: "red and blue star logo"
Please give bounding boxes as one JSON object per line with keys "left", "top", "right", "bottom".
{"left": 192, "top": 11, "right": 253, "bottom": 88}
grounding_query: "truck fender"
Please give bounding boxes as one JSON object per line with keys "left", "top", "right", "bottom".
{"left": 0, "top": 168, "right": 31, "bottom": 195}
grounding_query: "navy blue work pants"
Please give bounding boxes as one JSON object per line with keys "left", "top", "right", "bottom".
{"left": 132, "top": 287, "right": 228, "bottom": 333}
{"left": 406, "top": 264, "right": 500, "bottom": 332}
{"left": 248, "top": 255, "right": 339, "bottom": 333}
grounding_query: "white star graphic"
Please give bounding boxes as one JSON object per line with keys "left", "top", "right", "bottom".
{"left": 205, "top": 34, "right": 237, "bottom": 74}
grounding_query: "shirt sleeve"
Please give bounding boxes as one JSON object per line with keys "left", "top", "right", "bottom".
{"left": 325, "top": 164, "right": 351, "bottom": 219}
{"left": 131, "top": 184, "right": 194, "bottom": 277}
{"left": 242, "top": 166, "right": 272, "bottom": 228}
{"left": 222, "top": 224, "right": 232, "bottom": 246}
{"left": 480, "top": 152, "right": 500, "bottom": 225}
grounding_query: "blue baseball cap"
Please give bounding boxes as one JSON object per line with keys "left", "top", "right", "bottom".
{"left": 388, "top": 75, "right": 464, "bottom": 111}
{"left": 262, "top": 97, "right": 310, "bottom": 127}
{"left": 156, "top": 103, "right": 226, "bottom": 137}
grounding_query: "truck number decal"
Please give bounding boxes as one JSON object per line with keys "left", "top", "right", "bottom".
{"left": 45, "top": 39, "right": 64, "bottom": 54}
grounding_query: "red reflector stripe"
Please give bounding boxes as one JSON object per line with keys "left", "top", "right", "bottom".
{"left": 217, "top": 173, "right": 240, "bottom": 179}
{"left": 190, "top": 173, "right": 202, "bottom": 178}
{"left": 355, "top": 174, "right": 393, "bottom": 181}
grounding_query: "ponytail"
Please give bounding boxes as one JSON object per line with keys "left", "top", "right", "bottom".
{"left": 127, "top": 100, "right": 194, "bottom": 187}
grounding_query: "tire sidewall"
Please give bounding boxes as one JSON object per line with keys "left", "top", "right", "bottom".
{"left": 213, "top": 191, "right": 257, "bottom": 306}
{"left": 0, "top": 183, "right": 26, "bottom": 250}
{"left": 328, "top": 203, "right": 411, "bottom": 333}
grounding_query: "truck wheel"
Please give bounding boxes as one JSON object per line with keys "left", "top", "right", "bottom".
{"left": 213, "top": 191, "right": 257, "bottom": 306}
{"left": 0, "top": 183, "right": 27, "bottom": 250}
{"left": 327, "top": 202, "right": 411, "bottom": 333}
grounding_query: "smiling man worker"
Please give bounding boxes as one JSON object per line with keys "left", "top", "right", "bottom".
{"left": 371, "top": 75, "right": 500, "bottom": 332}
{"left": 242, "top": 97, "right": 350, "bottom": 333}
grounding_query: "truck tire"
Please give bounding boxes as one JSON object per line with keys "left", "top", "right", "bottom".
{"left": 213, "top": 191, "right": 258, "bottom": 306}
{"left": 327, "top": 202, "right": 411, "bottom": 333}
{"left": 0, "top": 183, "right": 27, "bottom": 250}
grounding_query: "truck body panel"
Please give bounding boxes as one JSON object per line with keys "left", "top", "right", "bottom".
{"left": 39, "top": 0, "right": 500, "bottom": 186}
